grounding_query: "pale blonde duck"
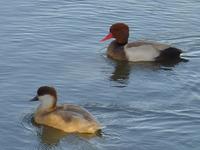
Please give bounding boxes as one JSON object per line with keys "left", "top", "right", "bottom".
{"left": 101, "top": 23, "right": 182, "bottom": 62}
{"left": 30, "top": 86, "right": 101, "bottom": 134}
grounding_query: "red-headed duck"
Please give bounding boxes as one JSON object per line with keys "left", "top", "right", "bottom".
{"left": 101, "top": 23, "right": 182, "bottom": 62}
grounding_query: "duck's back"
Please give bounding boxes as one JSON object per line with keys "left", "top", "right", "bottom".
{"left": 35, "top": 104, "right": 101, "bottom": 134}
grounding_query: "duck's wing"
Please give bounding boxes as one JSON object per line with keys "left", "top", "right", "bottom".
{"left": 55, "top": 104, "right": 100, "bottom": 126}
{"left": 62, "top": 104, "right": 97, "bottom": 121}
{"left": 55, "top": 104, "right": 101, "bottom": 133}
{"left": 53, "top": 106, "right": 74, "bottom": 122}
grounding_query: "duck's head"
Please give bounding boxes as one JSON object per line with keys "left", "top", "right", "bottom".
{"left": 100, "top": 23, "right": 129, "bottom": 45}
{"left": 30, "top": 86, "right": 57, "bottom": 109}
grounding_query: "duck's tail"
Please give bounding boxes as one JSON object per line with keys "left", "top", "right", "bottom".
{"left": 156, "top": 47, "right": 182, "bottom": 62}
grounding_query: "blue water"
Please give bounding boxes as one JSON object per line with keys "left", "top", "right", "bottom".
{"left": 0, "top": 0, "right": 200, "bottom": 149}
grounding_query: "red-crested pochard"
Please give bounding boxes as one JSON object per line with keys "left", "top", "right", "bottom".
{"left": 100, "top": 23, "right": 182, "bottom": 62}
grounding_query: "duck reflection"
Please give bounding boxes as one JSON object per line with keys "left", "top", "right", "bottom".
{"left": 39, "top": 126, "right": 67, "bottom": 145}
{"left": 158, "top": 58, "right": 188, "bottom": 67}
{"left": 110, "top": 58, "right": 188, "bottom": 85}
{"left": 110, "top": 61, "right": 131, "bottom": 84}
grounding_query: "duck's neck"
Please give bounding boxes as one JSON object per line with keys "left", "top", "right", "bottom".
{"left": 109, "top": 40, "right": 127, "bottom": 51}
{"left": 116, "top": 40, "right": 128, "bottom": 46}
{"left": 36, "top": 95, "right": 56, "bottom": 113}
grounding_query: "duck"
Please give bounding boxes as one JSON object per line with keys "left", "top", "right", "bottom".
{"left": 30, "top": 86, "right": 101, "bottom": 134}
{"left": 100, "top": 23, "right": 182, "bottom": 62}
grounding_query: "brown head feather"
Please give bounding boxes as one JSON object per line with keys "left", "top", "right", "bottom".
{"left": 110, "top": 23, "right": 129, "bottom": 45}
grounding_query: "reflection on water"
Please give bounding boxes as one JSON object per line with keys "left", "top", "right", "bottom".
{"left": 110, "top": 61, "right": 130, "bottom": 84}
{"left": 110, "top": 58, "right": 188, "bottom": 85}
{"left": 39, "top": 126, "right": 69, "bottom": 145}
{"left": 157, "top": 58, "right": 189, "bottom": 68}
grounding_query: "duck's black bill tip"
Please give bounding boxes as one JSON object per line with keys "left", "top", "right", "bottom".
{"left": 30, "top": 96, "right": 38, "bottom": 101}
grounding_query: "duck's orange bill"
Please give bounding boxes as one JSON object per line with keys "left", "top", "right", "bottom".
{"left": 100, "top": 33, "right": 113, "bottom": 42}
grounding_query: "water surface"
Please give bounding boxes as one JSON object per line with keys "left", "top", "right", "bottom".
{"left": 0, "top": 0, "right": 200, "bottom": 150}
